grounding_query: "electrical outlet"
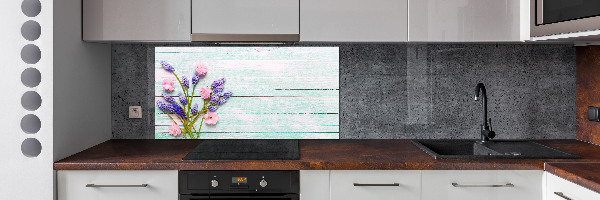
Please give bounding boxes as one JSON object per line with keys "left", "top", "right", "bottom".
{"left": 129, "top": 106, "right": 142, "bottom": 118}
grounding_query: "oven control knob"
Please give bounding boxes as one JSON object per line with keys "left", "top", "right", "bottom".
{"left": 211, "top": 180, "right": 219, "bottom": 188}
{"left": 259, "top": 179, "right": 268, "bottom": 188}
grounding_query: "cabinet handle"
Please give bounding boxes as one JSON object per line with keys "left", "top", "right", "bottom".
{"left": 353, "top": 183, "right": 400, "bottom": 186}
{"left": 86, "top": 184, "right": 149, "bottom": 188}
{"left": 554, "top": 192, "right": 573, "bottom": 200}
{"left": 451, "top": 183, "right": 514, "bottom": 188}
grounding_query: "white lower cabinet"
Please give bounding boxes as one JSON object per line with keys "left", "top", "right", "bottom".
{"left": 300, "top": 170, "right": 331, "bottom": 200}
{"left": 421, "top": 170, "right": 543, "bottom": 200}
{"left": 57, "top": 170, "right": 178, "bottom": 200}
{"left": 545, "top": 172, "right": 600, "bottom": 200}
{"left": 330, "top": 170, "right": 421, "bottom": 200}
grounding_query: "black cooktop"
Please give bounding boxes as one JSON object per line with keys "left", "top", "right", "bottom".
{"left": 182, "top": 140, "right": 300, "bottom": 160}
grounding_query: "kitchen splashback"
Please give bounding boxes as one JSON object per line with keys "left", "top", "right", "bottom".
{"left": 112, "top": 43, "right": 576, "bottom": 139}
{"left": 154, "top": 47, "right": 339, "bottom": 139}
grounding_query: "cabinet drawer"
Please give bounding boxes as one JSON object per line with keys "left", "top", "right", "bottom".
{"left": 422, "top": 170, "right": 542, "bottom": 200}
{"left": 330, "top": 170, "right": 421, "bottom": 200}
{"left": 57, "top": 170, "right": 178, "bottom": 200}
{"left": 546, "top": 172, "right": 600, "bottom": 200}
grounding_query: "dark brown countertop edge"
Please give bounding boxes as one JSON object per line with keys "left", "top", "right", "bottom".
{"left": 545, "top": 162, "right": 600, "bottom": 194}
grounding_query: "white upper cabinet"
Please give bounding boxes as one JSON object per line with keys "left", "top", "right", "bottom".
{"left": 83, "top": 0, "right": 191, "bottom": 41}
{"left": 409, "top": 0, "right": 530, "bottom": 42}
{"left": 300, "top": 0, "right": 408, "bottom": 42}
{"left": 191, "top": 0, "right": 300, "bottom": 41}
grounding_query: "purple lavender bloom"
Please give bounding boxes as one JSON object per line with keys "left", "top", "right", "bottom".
{"left": 217, "top": 98, "right": 227, "bottom": 105}
{"left": 211, "top": 80, "right": 221, "bottom": 88}
{"left": 179, "top": 93, "right": 187, "bottom": 105}
{"left": 182, "top": 76, "right": 189, "bottom": 89}
{"left": 171, "top": 103, "right": 186, "bottom": 120}
{"left": 160, "top": 61, "right": 175, "bottom": 72}
{"left": 208, "top": 106, "right": 218, "bottom": 112}
{"left": 156, "top": 100, "right": 168, "bottom": 112}
{"left": 162, "top": 93, "right": 175, "bottom": 102}
{"left": 191, "top": 103, "right": 199, "bottom": 115}
{"left": 192, "top": 75, "right": 200, "bottom": 86}
{"left": 213, "top": 86, "right": 223, "bottom": 94}
{"left": 223, "top": 91, "right": 233, "bottom": 99}
{"left": 209, "top": 94, "right": 220, "bottom": 103}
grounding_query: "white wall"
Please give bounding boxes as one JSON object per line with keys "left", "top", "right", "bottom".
{"left": 0, "top": 0, "right": 54, "bottom": 199}
{"left": 53, "top": 0, "right": 111, "bottom": 162}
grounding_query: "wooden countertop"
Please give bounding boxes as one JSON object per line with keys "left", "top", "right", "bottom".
{"left": 545, "top": 162, "right": 600, "bottom": 194}
{"left": 54, "top": 139, "right": 600, "bottom": 171}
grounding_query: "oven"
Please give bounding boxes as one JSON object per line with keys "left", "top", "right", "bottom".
{"left": 531, "top": 0, "right": 600, "bottom": 37}
{"left": 179, "top": 171, "right": 299, "bottom": 200}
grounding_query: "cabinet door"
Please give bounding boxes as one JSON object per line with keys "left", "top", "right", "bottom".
{"left": 330, "top": 170, "right": 420, "bottom": 200}
{"left": 300, "top": 171, "right": 330, "bottom": 200}
{"left": 546, "top": 172, "right": 600, "bottom": 200}
{"left": 191, "top": 0, "right": 299, "bottom": 34}
{"left": 82, "top": 0, "right": 191, "bottom": 41}
{"left": 57, "top": 170, "right": 178, "bottom": 200}
{"left": 422, "top": 170, "right": 542, "bottom": 200}
{"left": 300, "top": 0, "right": 408, "bottom": 42}
{"left": 409, "top": 0, "right": 529, "bottom": 42}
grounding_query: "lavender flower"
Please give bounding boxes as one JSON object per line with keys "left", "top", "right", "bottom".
{"left": 171, "top": 103, "right": 186, "bottom": 120}
{"left": 217, "top": 98, "right": 227, "bottom": 105}
{"left": 191, "top": 103, "right": 199, "bottom": 115}
{"left": 208, "top": 106, "right": 218, "bottom": 112}
{"left": 192, "top": 75, "right": 200, "bottom": 86}
{"left": 157, "top": 100, "right": 175, "bottom": 113}
{"left": 211, "top": 80, "right": 221, "bottom": 88}
{"left": 209, "top": 94, "right": 220, "bottom": 103}
{"left": 156, "top": 100, "right": 168, "bottom": 112}
{"left": 162, "top": 93, "right": 175, "bottom": 102}
{"left": 182, "top": 76, "right": 189, "bottom": 89}
{"left": 223, "top": 91, "right": 233, "bottom": 99}
{"left": 179, "top": 93, "right": 187, "bottom": 105}
{"left": 213, "top": 86, "right": 223, "bottom": 94}
{"left": 160, "top": 61, "right": 175, "bottom": 72}
{"left": 211, "top": 78, "right": 226, "bottom": 88}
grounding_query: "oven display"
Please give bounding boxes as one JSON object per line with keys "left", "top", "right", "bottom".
{"left": 232, "top": 177, "right": 247, "bottom": 184}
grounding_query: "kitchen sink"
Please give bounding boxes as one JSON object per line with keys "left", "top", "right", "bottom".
{"left": 412, "top": 140, "right": 579, "bottom": 159}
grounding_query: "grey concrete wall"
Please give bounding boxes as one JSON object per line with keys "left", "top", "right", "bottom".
{"left": 112, "top": 43, "right": 576, "bottom": 139}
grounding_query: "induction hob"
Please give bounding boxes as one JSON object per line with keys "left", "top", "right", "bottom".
{"left": 182, "top": 140, "right": 300, "bottom": 160}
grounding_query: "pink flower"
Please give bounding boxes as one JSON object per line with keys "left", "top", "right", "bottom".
{"left": 162, "top": 77, "right": 176, "bottom": 92}
{"left": 194, "top": 61, "right": 208, "bottom": 76}
{"left": 204, "top": 112, "right": 219, "bottom": 125}
{"left": 168, "top": 124, "right": 181, "bottom": 136}
{"left": 200, "top": 86, "right": 211, "bottom": 99}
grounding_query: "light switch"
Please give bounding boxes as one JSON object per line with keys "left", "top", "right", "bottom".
{"left": 129, "top": 106, "right": 142, "bottom": 118}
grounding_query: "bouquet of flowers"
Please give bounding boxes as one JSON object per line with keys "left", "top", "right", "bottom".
{"left": 155, "top": 61, "right": 232, "bottom": 139}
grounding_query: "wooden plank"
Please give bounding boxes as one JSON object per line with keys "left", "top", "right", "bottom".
{"left": 154, "top": 47, "right": 339, "bottom": 139}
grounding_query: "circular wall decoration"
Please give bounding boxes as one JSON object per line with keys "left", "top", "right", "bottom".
{"left": 21, "top": 68, "right": 41, "bottom": 88}
{"left": 21, "top": 20, "right": 41, "bottom": 41}
{"left": 21, "top": 91, "right": 42, "bottom": 111}
{"left": 21, "top": 138, "right": 42, "bottom": 157}
{"left": 21, "top": 44, "right": 41, "bottom": 64}
{"left": 21, "top": 0, "right": 41, "bottom": 17}
{"left": 20, "top": 114, "right": 41, "bottom": 134}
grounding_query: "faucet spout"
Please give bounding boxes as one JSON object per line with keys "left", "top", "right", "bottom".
{"left": 474, "top": 83, "right": 495, "bottom": 142}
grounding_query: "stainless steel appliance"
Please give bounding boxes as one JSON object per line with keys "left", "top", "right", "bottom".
{"left": 179, "top": 171, "right": 299, "bottom": 200}
{"left": 532, "top": 0, "right": 600, "bottom": 37}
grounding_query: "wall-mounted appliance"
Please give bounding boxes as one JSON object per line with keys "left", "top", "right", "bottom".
{"left": 531, "top": 0, "right": 600, "bottom": 41}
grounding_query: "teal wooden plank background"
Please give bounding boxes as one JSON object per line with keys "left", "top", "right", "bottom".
{"left": 154, "top": 47, "right": 339, "bottom": 139}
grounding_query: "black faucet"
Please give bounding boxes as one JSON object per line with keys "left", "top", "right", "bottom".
{"left": 474, "top": 83, "right": 495, "bottom": 143}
